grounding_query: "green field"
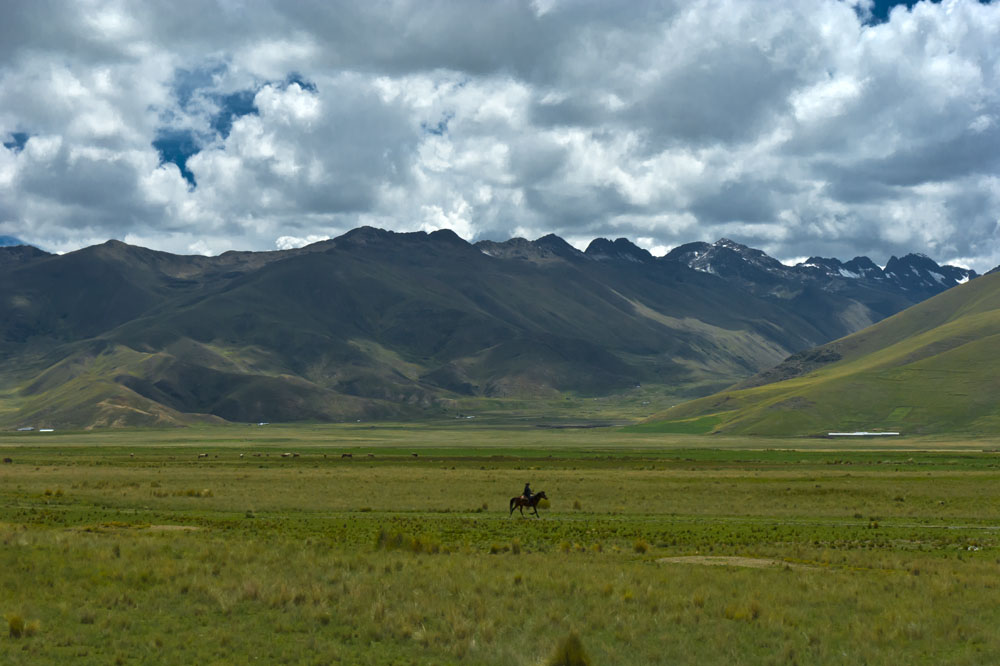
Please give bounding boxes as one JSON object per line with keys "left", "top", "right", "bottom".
{"left": 3, "top": 424, "right": 1000, "bottom": 664}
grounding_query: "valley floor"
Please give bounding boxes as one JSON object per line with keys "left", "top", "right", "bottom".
{"left": 2, "top": 425, "right": 999, "bottom": 664}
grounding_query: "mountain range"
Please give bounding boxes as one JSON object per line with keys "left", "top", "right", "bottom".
{"left": 0, "top": 227, "right": 979, "bottom": 428}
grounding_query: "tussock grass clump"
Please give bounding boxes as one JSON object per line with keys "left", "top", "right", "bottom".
{"left": 7, "top": 613, "right": 24, "bottom": 638}
{"left": 723, "top": 599, "right": 762, "bottom": 622}
{"left": 546, "top": 631, "right": 592, "bottom": 666}
{"left": 375, "top": 530, "right": 443, "bottom": 554}
{"left": 5, "top": 614, "right": 37, "bottom": 638}
{"left": 173, "top": 488, "right": 214, "bottom": 498}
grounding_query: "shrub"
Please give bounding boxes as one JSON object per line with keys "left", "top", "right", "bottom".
{"left": 546, "top": 631, "right": 592, "bottom": 666}
{"left": 7, "top": 614, "right": 24, "bottom": 638}
{"left": 633, "top": 539, "right": 650, "bottom": 554}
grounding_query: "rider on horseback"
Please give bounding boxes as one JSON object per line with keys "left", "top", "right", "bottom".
{"left": 522, "top": 482, "right": 532, "bottom": 501}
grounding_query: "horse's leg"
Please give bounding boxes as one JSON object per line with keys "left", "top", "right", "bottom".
{"left": 532, "top": 504, "right": 540, "bottom": 517}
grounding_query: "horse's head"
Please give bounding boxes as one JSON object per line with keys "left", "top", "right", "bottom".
{"left": 536, "top": 491, "right": 548, "bottom": 500}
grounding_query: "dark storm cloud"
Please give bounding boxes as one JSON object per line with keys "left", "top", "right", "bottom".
{"left": 688, "top": 180, "right": 782, "bottom": 225}
{"left": 635, "top": 45, "right": 800, "bottom": 147}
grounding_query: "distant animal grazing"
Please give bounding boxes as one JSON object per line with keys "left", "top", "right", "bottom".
{"left": 197, "top": 453, "right": 208, "bottom": 459}
{"left": 2, "top": 458, "right": 11, "bottom": 464}
{"left": 509, "top": 490, "right": 548, "bottom": 518}
{"left": 411, "top": 453, "right": 418, "bottom": 458}
{"left": 129, "top": 453, "right": 134, "bottom": 458}
{"left": 281, "top": 452, "right": 291, "bottom": 458}
{"left": 239, "top": 453, "right": 244, "bottom": 458}
{"left": 367, "top": 454, "right": 374, "bottom": 458}
{"left": 341, "top": 453, "right": 352, "bottom": 459}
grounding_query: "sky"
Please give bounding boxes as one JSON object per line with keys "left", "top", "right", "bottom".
{"left": 1, "top": 0, "right": 999, "bottom": 270}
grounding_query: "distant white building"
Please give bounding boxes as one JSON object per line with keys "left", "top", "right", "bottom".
{"left": 827, "top": 431, "right": 899, "bottom": 437}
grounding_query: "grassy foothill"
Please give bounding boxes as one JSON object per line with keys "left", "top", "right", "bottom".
{"left": 644, "top": 272, "right": 1000, "bottom": 438}
{"left": 2, "top": 424, "right": 1000, "bottom": 664}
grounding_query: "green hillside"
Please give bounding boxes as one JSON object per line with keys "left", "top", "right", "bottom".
{"left": 635, "top": 272, "right": 1000, "bottom": 436}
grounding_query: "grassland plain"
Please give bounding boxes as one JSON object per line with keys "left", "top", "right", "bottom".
{"left": 2, "top": 424, "right": 1000, "bottom": 664}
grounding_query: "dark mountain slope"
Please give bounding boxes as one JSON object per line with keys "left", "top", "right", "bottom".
{"left": 0, "top": 227, "right": 979, "bottom": 428}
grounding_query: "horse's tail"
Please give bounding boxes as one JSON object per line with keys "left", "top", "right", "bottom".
{"left": 509, "top": 497, "right": 516, "bottom": 510}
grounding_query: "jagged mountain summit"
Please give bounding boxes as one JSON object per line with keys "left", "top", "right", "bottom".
{"left": 796, "top": 256, "right": 884, "bottom": 280}
{"left": 0, "top": 227, "right": 979, "bottom": 428}
{"left": 662, "top": 237, "right": 976, "bottom": 296}
{"left": 583, "top": 238, "right": 655, "bottom": 263}
{"left": 664, "top": 238, "right": 789, "bottom": 279}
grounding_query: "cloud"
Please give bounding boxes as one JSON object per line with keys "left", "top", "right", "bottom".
{"left": 275, "top": 233, "right": 330, "bottom": 250}
{"left": 0, "top": 0, "right": 998, "bottom": 269}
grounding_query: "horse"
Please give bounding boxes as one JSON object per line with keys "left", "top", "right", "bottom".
{"left": 509, "top": 490, "right": 548, "bottom": 517}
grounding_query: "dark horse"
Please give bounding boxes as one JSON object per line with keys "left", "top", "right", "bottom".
{"left": 509, "top": 490, "right": 548, "bottom": 517}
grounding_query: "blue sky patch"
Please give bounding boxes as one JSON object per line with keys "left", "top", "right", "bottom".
{"left": 421, "top": 111, "right": 455, "bottom": 136}
{"left": 0, "top": 235, "right": 28, "bottom": 247}
{"left": 3, "top": 132, "right": 29, "bottom": 152}
{"left": 152, "top": 65, "right": 319, "bottom": 188}
{"left": 152, "top": 129, "right": 199, "bottom": 187}
{"left": 172, "top": 63, "right": 227, "bottom": 109}
{"left": 211, "top": 89, "right": 259, "bottom": 138}
{"left": 284, "top": 72, "right": 317, "bottom": 93}
{"left": 860, "top": 1, "right": 989, "bottom": 25}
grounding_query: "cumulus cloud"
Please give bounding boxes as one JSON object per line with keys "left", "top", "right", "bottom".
{"left": 0, "top": 0, "right": 998, "bottom": 269}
